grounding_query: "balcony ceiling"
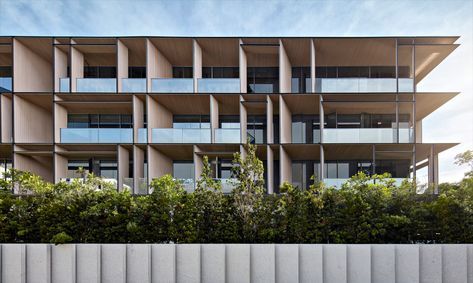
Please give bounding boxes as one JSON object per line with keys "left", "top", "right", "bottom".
{"left": 281, "top": 38, "right": 311, "bottom": 66}
{"left": 197, "top": 38, "right": 239, "bottom": 66}
{"left": 151, "top": 94, "right": 210, "bottom": 114}
{"left": 149, "top": 144, "right": 195, "bottom": 160}
{"left": 149, "top": 38, "right": 193, "bottom": 66}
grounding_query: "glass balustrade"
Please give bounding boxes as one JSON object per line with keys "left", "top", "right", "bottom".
{"left": 120, "top": 177, "right": 134, "bottom": 192}
{"left": 214, "top": 128, "right": 241, "bottom": 143}
{"left": 60, "top": 128, "right": 133, "bottom": 143}
{"left": 315, "top": 78, "right": 414, "bottom": 93}
{"left": 122, "top": 78, "right": 146, "bottom": 93}
{"left": 197, "top": 78, "right": 240, "bottom": 93}
{"left": 136, "top": 178, "right": 148, "bottom": 195}
{"left": 59, "top": 78, "right": 70, "bottom": 92}
{"left": 76, "top": 78, "right": 117, "bottom": 93}
{"left": 323, "top": 128, "right": 398, "bottom": 143}
{"left": 137, "top": 128, "right": 148, "bottom": 143}
{"left": 152, "top": 128, "right": 211, "bottom": 143}
{"left": 0, "top": 77, "right": 12, "bottom": 92}
{"left": 151, "top": 78, "right": 194, "bottom": 93}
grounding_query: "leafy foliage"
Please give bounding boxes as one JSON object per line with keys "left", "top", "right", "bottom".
{"left": 0, "top": 150, "right": 472, "bottom": 244}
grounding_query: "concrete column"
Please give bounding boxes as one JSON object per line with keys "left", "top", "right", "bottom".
{"left": 193, "top": 39, "right": 202, "bottom": 92}
{"left": 311, "top": 39, "right": 316, "bottom": 93}
{"left": 239, "top": 39, "right": 247, "bottom": 93}
{"left": 267, "top": 145, "right": 274, "bottom": 194}
{"left": 266, "top": 96, "right": 274, "bottom": 144}
{"left": 240, "top": 95, "right": 247, "bottom": 144}
{"left": 210, "top": 95, "right": 219, "bottom": 143}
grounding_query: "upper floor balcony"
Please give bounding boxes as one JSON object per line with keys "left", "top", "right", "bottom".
{"left": 197, "top": 78, "right": 240, "bottom": 93}
{"left": 322, "top": 128, "right": 414, "bottom": 144}
{"left": 315, "top": 77, "right": 414, "bottom": 93}
{"left": 76, "top": 78, "right": 117, "bottom": 93}
{"left": 60, "top": 128, "right": 133, "bottom": 143}
{"left": 151, "top": 78, "right": 194, "bottom": 93}
{"left": 122, "top": 78, "right": 146, "bottom": 93}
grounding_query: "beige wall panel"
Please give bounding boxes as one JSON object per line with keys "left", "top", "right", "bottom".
{"left": 133, "top": 145, "right": 145, "bottom": 193}
{"left": 240, "top": 96, "right": 247, "bottom": 143}
{"left": 147, "top": 96, "right": 172, "bottom": 140}
{"left": 266, "top": 96, "right": 274, "bottom": 144}
{"left": 210, "top": 95, "right": 219, "bottom": 143}
{"left": 279, "top": 40, "right": 292, "bottom": 93}
{"left": 133, "top": 95, "right": 145, "bottom": 141}
{"left": 54, "top": 153, "right": 67, "bottom": 183}
{"left": 193, "top": 145, "right": 203, "bottom": 181}
{"left": 54, "top": 103, "right": 67, "bottom": 143}
{"left": 14, "top": 96, "right": 53, "bottom": 143}
{"left": 13, "top": 39, "right": 52, "bottom": 92}
{"left": 193, "top": 40, "right": 202, "bottom": 92}
{"left": 156, "top": 47, "right": 172, "bottom": 78}
{"left": 54, "top": 47, "right": 68, "bottom": 92}
{"left": 14, "top": 153, "right": 53, "bottom": 182}
{"left": 117, "top": 40, "right": 129, "bottom": 92}
{"left": 280, "top": 145, "right": 292, "bottom": 184}
{"left": 239, "top": 39, "right": 247, "bottom": 93}
{"left": 415, "top": 120, "right": 422, "bottom": 143}
{"left": 1, "top": 95, "right": 13, "bottom": 143}
{"left": 148, "top": 146, "right": 172, "bottom": 182}
{"left": 311, "top": 39, "right": 316, "bottom": 93}
{"left": 279, "top": 96, "right": 291, "bottom": 144}
{"left": 267, "top": 145, "right": 274, "bottom": 194}
{"left": 71, "top": 46, "right": 84, "bottom": 92}
{"left": 146, "top": 39, "right": 158, "bottom": 91}
{"left": 118, "top": 145, "right": 130, "bottom": 189}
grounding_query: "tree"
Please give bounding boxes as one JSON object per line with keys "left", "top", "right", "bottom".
{"left": 231, "top": 143, "right": 265, "bottom": 242}
{"left": 455, "top": 150, "right": 473, "bottom": 177}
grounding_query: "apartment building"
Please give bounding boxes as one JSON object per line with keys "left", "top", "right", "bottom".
{"left": 0, "top": 36, "right": 459, "bottom": 193}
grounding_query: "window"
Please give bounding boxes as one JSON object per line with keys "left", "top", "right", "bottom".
{"left": 292, "top": 115, "right": 319, "bottom": 143}
{"left": 219, "top": 115, "right": 240, "bottom": 128}
{"left": 292, "top": 161, "right": 321, "bottom": 189}
{"left": 128, "top": 66, "right": 146, "bottom": 78}
{"left": 172, "top": 67, "right": 193, "bottom": 78}
{"left": 173, "top": 115, "right": 210, "bottom": 129}
{"left": 291, "top": 67, "right": 311, "bottom": 93}
{"left": 0, "top": 66, "right": 12, "bottom": 77}
{"left": 247, "top": 67, "right": 279, "bottom": 93}
{"left": 173, "top": 161, "right": 194, "bottom": 180}
{"left": 84, "top": 66, "right": 116, "bottom": 78}
{"left": 202, "top": 67, "right": 239, "bottom": 78}
{"left": 247, "top": 115, "right": 266, "bottom": 144}
{"left": 67, "top": 114, "right": 133, "bottom": 128}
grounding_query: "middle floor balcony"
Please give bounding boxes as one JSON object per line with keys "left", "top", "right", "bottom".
{"left": 322, "top": 128, "right": 414, "bottom": 144}
{"left": 151, "top": 128, "right": 211, "bottom": 144}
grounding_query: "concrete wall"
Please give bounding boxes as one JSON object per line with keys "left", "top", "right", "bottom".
{"left": 1, "top": 244, "right": 472, "bottom": 283}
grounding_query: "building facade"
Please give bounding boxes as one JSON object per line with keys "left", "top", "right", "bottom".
{"left": 0, "top": 36, "right": 459, "bottom": 193}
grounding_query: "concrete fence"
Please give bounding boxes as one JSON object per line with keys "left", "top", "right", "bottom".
{"left": 0, "top": 244, "right": 472, "bottom": 283}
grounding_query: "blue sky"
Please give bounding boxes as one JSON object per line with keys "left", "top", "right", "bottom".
{"left": 1, "top": 0, "right": 472, "bottom": 182}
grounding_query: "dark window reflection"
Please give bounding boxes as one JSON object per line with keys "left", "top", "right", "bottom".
{"left": 172, "top": 67, "right": 193, "bottom": 78}
{"left": 128, "top": 66, "right": 146, "bottom": 78}
{"left": 202, "top": 67, "right": 239, "bottom": 78}
{"left": 292, "top": 115, "right": 320, "bottom": 143}
{"left": 247, "top": 67, "right": 279, "bottom": 93}
{"left": 84, "top": 66, "right": 116, "bottom": 78}
{"left": 68, "top": 114, "right": 132, "bottom": 128}
{"left": 291, "top": 67, "right": 311, "bottom": 93}
{"left": 247, "top": 115, "right": 266, "bottom": 144}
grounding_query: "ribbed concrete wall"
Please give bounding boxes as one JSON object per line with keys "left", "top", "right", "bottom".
{"left": 0, "top": 244, "right": 472, "bottom": 283}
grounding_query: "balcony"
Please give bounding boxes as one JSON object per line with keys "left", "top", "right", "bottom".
{"left": 315, "top": 78, "right": 414, "bottom": 93}
{"left": 60, "top": 128, "right": 133, "bottom": 143}
{"left": 214, "top": 128, "right": 241, "bottom": 143}
{"left": 59, "top": 78, "right": 70, "bottom": 92}
{"left": 137, "top": 128, "right": 147, "bottom": 143}
{"left": 151, "top": 128, "right": 211, "bottom": 143}
{"left": 122, "top": 78, "right": 146, "bottom": 93}
{"left": 151, "top": 78, "right": 194, "bottom": 93}
{"left": 76, "top": 78, "right": 117, "bottom": 93}
{"left": 0, "top": 77, "right": 12, "bottom": 92}
{"left": 322, "top": 128, "right": 413, "bottom": 143}
{"left": 136, "top": 178, "right": 148, "bottom": 195}
{"left": 197, "top": 78, "right": 240, "bottom": 93}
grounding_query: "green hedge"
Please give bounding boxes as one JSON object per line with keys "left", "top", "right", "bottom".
{"left": 1, "top": 146, "right": 472, "bottom": 244}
